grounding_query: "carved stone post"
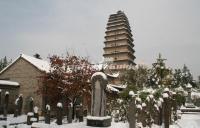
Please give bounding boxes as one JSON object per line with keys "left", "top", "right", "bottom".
{"left": 163, "top": 92, "right": 170, "bottom": 128}
{"left": 34, "top": 106, "right": 39, "bottom": 122}
{"left": 14, "top": 97, "right": 19, "bottom": 117}
{"left": 67, "top": 103, "right": 73, "bottom": 123}
{"left": 56, "top": 102, "right": 63, "bottom": 125}
{"left": 18, "top": 94, "right": 23, "bottom": 115}
{"left": 29, "top": 97, "right": 34, "bottom": 112}
{"left": 3, "top": 91, "right": 9, "bottom": 117}
{"left": 45, "top": 104, "right": 50, "bottom": 124}
{"left": 87, "top": 72, "right": 111, "bottom": 127}
{"left": 0, "top": 89, "right": 1, "bottom": 106}
{"left": 158, "top": 98, "right": 163, "bottom": 126}
{"left": 79, "top": 104, "right": 84, "bottom": 122}
{"left": 141, "top": 103, "right": 147, "bottom": 127}
{"left": 128, "top": 91, "right": 136, "bottom": 128}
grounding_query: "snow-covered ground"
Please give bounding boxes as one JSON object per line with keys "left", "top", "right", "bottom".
{"left": 1, "top": 112, "right": 200, "bottom": 128}
{"left": 177, "top": 112, "right": 200, "bottom": 128}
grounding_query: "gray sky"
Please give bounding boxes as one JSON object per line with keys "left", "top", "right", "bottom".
{"left": 0, "top": 0, "right": 200, "bottom": 79}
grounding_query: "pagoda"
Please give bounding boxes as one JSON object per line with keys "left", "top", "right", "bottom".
{"left": 103, "top": 10, "right": 136, "bottom": 71}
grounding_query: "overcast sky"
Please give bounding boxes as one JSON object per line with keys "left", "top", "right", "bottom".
{"left": 0, "top": 0, "right": 199, "bottom": 79}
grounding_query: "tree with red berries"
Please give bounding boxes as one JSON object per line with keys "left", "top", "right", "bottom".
{"left": 39, "top": 53, "right": 96, "bottom": 115}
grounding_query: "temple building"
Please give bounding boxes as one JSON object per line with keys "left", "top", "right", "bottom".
{"left": 103, "top": 10, "right": 136, "bottom": 72}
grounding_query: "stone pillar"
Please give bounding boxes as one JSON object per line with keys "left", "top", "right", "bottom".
{"left": 18, "top": 94, "right": 23, "bottom": 115}
{"left": 79, "top": 104, "right": 84, "bottom": 122}
{"left": 157, "top": 98, "right": 163, "bottom": 126}
{"left": 33, "top": 106, "right": 39, "bottom": 122}
{"left": 3, "top": 91, "right": 9, "bottom": 117}
{"left": 56, "top": 102, "right": 63, "bottom": 125}
{"left": 29, "top": 97, "right": 34, "bottom": 112}
{"left": 45, "top": 104, "right": 51, "bottom": 124}
{"left": 91, "top": 77, "right": 107, "bottom": 117}
{"left": 128, "top": 91, "right": 136, "bottom": 128}
{"left": 87, "top": 72, "right": 111, "bottom": 127}
{"left": 0, "top": 89, "right": 1, "bottom": 106}
{"left": 27, "top": 112, "right": 34, "bottom": 125}
{"left": 141, "top": 103, "right": 147, "bottom": 127}
{"left": 185, "top": 84, "right": 195, "bottom": 108}
{"left": 14, "top": 97, "right": 19, "bottom": 117}
{"left": 162, "top": 93, "right": 170, "bottom": 128}
{"left": 172, "top": 92, "right": 177, "bottom": 121}
{"left": 67, "top": 103, "right": 73, "bottom": 123}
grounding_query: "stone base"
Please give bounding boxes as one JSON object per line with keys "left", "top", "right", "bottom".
{"left": 180, "top": 105, "right": 200, "bottom": 112}
{"left": 87, "top": 116, "right": 111, "bottom": 127}
{"left": 185, "top": 103, "right": 195, "bottom": 108}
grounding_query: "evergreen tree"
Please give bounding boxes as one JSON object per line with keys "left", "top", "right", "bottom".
{"left": 0, "top": 59, "right": 3, "bottom": 71}
{"left": 173, "top": 69, "right": 182, "bottom": 88}
{"left": 121, "top": 65, "right": 148, "bottom": 91}
{"left": 181, "top": 64, "right": 193, "bottom": 86}
{"left": 33, "top": 53, "right": 42, "bottom": 59}
{"left": 3, "top": 56, "right": 8, "bottom": 67}
{"left": 0, "top": 56, "right": 11, "bottom": 71}
{"left": 148, "top": 53, "right": 172, "bottom": 88}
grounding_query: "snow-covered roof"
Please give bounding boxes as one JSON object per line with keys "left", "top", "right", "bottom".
{"left": 107, "top": 84, "right": 119, "bottom": 93}
{"left": 0, "top": 80, "right": 19, "bottom": 87}
{"left": 108, "top": 84, "right": 127, "bottom": 89}
{"left": 92, "top": 63, "right": 108, "bottom": 71}
{"left": 21, "top": 54, "right": 50, "bottom": 72}
{"left": 0, "top": 54, "right": 50, "bottom": 74}
{"left": 106, "top": 72, "right": 119, "bottom": 78}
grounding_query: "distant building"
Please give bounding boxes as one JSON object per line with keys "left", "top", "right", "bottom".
{"left": 0, "top": 54, "right": 50, "bottom": 113}
{"left": 103, "top": 10, "right": 136, "bottom": 71}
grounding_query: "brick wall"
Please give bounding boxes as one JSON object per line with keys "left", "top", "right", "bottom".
{"left": 0, "top": 58, "right": 44, "bottom": 114}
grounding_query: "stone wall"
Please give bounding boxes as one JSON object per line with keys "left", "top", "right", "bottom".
{"left": 0, "top": 58, "right": 44, "bottom": 114}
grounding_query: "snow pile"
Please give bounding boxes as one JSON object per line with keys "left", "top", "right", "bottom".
{"left": 159, "top": 98, "right": 163, "bottom": 102}
{"left": 136, "top": 97, "right": 141, "bottom": 102}
{"left": 157, "top": 100, "right": 162, "bottom": 107}
{"left": 142, "top": 103, "right": 146, "bottom": 107}
{"left": 27, "top": 112, "right": 34, "bottom": 116}
{"left": 15, "top": 98, "right": 19, "bottom": 105}
{"left": 57, "top": 102, "right": 63, "bottom": 108}
{"left": 149, "top": 94, "right": 154, "bottom": 99}
{"left": 0, "top": 80, "right": 19, "bottom": 86}
{"left": 34, "top": 106, "right": 39, "bottom": 113}
{"left": 154, "top": 104, "right": 159, "bottom": 111}
{"left": 175, "top": 86, "right": 184, "bottom": 92}
{"left": 109, "top": 84, "right": 127, "bottom": 89}
{"left": 136, "top": 104, "right": 142, "bottom": 110}
{"left": 87, "top": 116, "right": 111, "bottom": 120}
{"left": 191, "top": 92, "right": 200, "bottom": 100}
{"left": 30, "top": 117, "right": 37, "bottom": 122}
{"left": 46, "top": 104, "right": 51, "bottom": 110}
{"left": 5, "top": 91, "right": 9, "bottom": 95}
{"left": 30, "top": 97, "right": 34, "bottom": 101}
{"left": 186, "top": 83, "right": 192, "bottom": 88}
{"left": 141, "top": 87, "right": 155, "bottom": 94}
{"left": 91, "top": 72, "right": 107, "bottom": 80}
{"left": 164, "top": 88, "right": 169, "bottom": 92}
{"left": 129, "top": 91, "right": 135, "bottom": 97}
{"left": 163, "top": 93, "right": 169, "bottom": 98}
